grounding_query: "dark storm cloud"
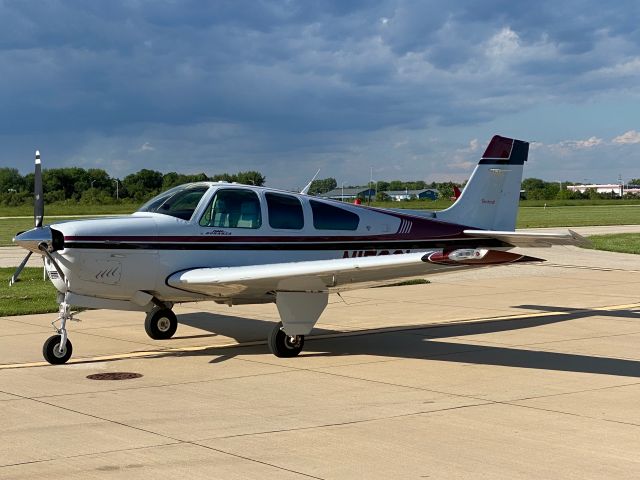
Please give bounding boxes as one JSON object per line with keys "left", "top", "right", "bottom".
{"left": 0, "top": 0, "right": 638, "bottom": 184}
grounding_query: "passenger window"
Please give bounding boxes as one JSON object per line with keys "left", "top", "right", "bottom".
{"left": 310, "top": 200, "right": 359, "bottom": 231}
{"left": 266, "top": 193, "right": 304, "bottom": 230}
{"left": 199, "top": 189, "right": 262, "bottom": 229}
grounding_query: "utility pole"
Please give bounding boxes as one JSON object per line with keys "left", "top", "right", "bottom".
{"left": 114, "top": 179, "right": 120, "bottom": 200}
{"left": 367, "top": 167, "right": 373, "bottom": 206}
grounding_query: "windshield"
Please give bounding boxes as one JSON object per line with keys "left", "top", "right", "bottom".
{"left": 137, "top": 184, "right": 210, "bottom": 220}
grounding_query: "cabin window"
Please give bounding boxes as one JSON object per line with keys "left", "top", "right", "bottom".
{"left": 266, "top": 193, "right": 304, "bottom": 230}
{"left": 138, "top": 185, "right": 209, "bottom": 221}
{"left": 199, "top": 189, "right": 262, "bottom": 229}
{"left": 310, "top": 200, "right": 359, "bottom": 231}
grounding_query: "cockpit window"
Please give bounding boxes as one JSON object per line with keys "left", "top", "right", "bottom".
{"left": 137, "top": 185, "right": 209, "bottom": 221}
{"left": 199, "top": 189, "right": 262, "bottom": 229}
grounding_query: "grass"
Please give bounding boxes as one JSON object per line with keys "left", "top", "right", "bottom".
{"left": 0, "top": 267, "right": 59, "bottom": 316}
{"left": 0, "top": 202, "right": 138, "bottom": 217}
{"left": 1, "top": 203, "right": 639, "bottom": 246}
{"left": 516, "top": 205, "right": 640, "bottom": 228}
{"left": 0, "top": 216, "right": 113, "bottom": 247}
{"left": 584, "top": 233, "right": 640, "bottom": 255}
{"left": 376, "top": 278, "right": 431, "bottom": 288}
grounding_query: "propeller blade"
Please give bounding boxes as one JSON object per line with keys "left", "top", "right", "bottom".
{"left": 9, "top": 251, "right": 33, "bottom": 286}
{"left": 34, "top": 150, "right": 44, "bottom": 228}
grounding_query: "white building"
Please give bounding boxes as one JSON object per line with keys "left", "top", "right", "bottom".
{"left": 566, "top": 184, "right": 623, "bottom": 196}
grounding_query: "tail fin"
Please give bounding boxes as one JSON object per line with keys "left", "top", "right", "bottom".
{"left": 437, "top": 135, "right": 528, "bottom": 231}
{"left": 450, "top": 185, "right": 462, "bottom": 201}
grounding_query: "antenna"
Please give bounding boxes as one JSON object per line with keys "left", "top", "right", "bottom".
{"left": 300, "top": 168, "right": 321, "bottom": 195}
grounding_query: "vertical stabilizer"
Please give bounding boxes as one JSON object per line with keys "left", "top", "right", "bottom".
{"left": 437, "top": 135, "right": 528, "bottom": 231}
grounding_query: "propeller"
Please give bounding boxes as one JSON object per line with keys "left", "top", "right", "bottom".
{"left": 9, "top": 150, "right": 44, "bottom": 286}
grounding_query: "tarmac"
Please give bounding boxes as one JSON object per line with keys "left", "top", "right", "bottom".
{"left": 1, "top": 226, "right": 639, "bottom": 478}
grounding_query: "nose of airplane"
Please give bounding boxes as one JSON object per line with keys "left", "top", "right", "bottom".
{"left": 13, "top": 226, "right": 54, "bottom": 253}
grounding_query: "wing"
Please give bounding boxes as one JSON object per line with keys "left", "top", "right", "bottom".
{"left": 463, "top": 229, "right": 589, "bottom": 248}
{"left": 167, "top": 249, "right": 541, "bottom": 299}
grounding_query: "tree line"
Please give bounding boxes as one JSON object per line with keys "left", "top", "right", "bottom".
{"left": 522, "top": 178, "right": 640, "bottom": 200}
{"left": 308, "top": 177, "right": 461, "bottom": 200}
{"left": 309, "top": 176, "right": 640, "bottom": 201}
{"left": 1, "top": 166, "right": 637, "bottom": 207}
{"left": 0, "top": 167, "right": 265, "bottom": 206}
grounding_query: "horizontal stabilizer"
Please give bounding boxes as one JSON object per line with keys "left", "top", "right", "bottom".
{"left": 463, "top": 229, "right": 589, "bottom": 248}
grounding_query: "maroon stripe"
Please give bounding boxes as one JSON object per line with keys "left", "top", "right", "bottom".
{"left": 64, "top": 232, "right": 469, "bottom": 243}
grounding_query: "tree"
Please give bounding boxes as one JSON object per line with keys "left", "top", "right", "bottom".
{"left": 388, "top": 180, "right": 404, "bottom": 191}
{"left": 308, "top": 178, "right": 337, "bottom": 195}
{"left": 376, "top": 191, "right": 389, "bottom": 202}
{"left": 235, "top": 171, "right": 266, "bottom": 186}
{"left": 122, "top": 169, "right": 163, "bottom": 201}
{"left": 0, "top": 168, "right": 24, "bottom": 193}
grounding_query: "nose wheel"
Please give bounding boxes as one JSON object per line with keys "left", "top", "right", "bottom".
{"left": 43, "top": 335, "right": 73, "bottom": 364}
{"left": 268, "top": 322, "right": 305, "bottom": 358}
{"left": 145, "top": 308, "right": 178, "bottom": 340}
{"left": 43, "top": 290, "right": 75, "bottom": 365}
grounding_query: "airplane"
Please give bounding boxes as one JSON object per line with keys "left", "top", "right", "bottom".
{"left": 450, "top": 185, "right": 462, "bottom": 201}
{"left": 10, "top": 135, "right": 586, "bottom": 365}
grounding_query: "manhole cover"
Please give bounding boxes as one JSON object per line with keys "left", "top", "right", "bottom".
{"left": 86, "top": 372, "right": 143, "bottom": 381}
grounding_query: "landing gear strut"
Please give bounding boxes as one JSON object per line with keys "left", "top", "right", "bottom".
{"left": 144, "top": 307, "right": 178, "bottom": 340}
{"left": 268, "top": 322, "right": 305, "bottom": 358}
{"left": 42, "top": 290, "right": 74, "bottom": 365}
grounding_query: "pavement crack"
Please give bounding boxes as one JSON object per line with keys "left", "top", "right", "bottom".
{"left": 197, "top": 402, "right": 495, "bottom": 442}
{"left": 497, "top": 401, "right": 640, "bottom": 428}
{"left": 188, "top": 441, "right": 325, "bottom": 479}
{"left": 0, "top": 442, "right": 183, "bottom": 469}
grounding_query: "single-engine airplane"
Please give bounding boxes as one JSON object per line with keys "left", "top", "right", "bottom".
{"left": 10, "top": 136, "right": 585, "bottom": 364}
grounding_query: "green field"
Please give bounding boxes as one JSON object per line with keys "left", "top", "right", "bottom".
{"left": 0, "top": 216, "right": 121, "bottom": 247}
{"left": 1, "top": 200, "right": 639, "bottom": 247}
{"left": 0, "top": 267, "right": 58, "bottom": 316}
{"left": 0, "top": 202, "right": 137, "bottom": 217}
{"left": 516, "top": 205, "right": 640, "bottom": 228}
{"left": 585, "top": 233, "right": 640, "bottom": 255}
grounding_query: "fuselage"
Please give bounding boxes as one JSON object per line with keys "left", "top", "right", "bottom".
{"left": 31, "top": 182, "right": 505, "bottom": 306}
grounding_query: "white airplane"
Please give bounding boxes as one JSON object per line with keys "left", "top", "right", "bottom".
{"left": 11, "top": 136, "right": 585, "bottom": 364}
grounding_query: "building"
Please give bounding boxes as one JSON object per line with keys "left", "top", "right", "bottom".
{"left": 566, "top": 184, "right": 623, "bottom": 197}
{"left": 319, "top": 187, "right": 376, "bottom": 201}
{"left": 384, "top": 189, "right": 439, "bottom": 201}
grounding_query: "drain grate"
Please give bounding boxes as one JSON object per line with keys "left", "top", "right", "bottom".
{"left": 86, "top": 372, "right": 143, "bottom": 381}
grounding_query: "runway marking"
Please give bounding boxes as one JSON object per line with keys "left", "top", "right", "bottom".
{"left": 1, "top": 301, "right": 639, "bottom": 370}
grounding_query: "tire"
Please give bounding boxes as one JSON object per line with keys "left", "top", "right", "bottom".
{"left": 43, "top": 335, "right": 73, "bottom": 365}
{"left": 145, "top": 308, "right": 178, "bottom": 340}
{"left": 268, "top": 322, "right": 304, "bottom": 358}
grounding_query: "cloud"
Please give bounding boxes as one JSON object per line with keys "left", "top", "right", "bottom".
{"left": 132, "top": 142, "right": 155, "bottom": 153}
{"left": 0, "top": 1, "right": 638, "bottom": 187}
{"left": 612, "top": 130, "right": 640, "bottom": 144}
{"left": 553, "top": 136, "right": 603, "bottom": 150}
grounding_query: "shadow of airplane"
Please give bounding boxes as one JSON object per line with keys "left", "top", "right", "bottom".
{"left": 87, "top": 305, "right": 640, "bottom": 379}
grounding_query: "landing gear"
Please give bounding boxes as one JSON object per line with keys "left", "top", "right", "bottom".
{"left": 43, "top": 289, "right": 75, "bottom": 365}
{"left": 144, "top": 308, "right": 178, "bottom": 340}
{"left": 43, "top": 335, "right": 73, "bottom": 364}
{"left": 268, "top": 322, "right": 305, "bottom": 358}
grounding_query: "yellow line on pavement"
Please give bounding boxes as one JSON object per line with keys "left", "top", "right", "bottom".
{"left": 1, "top": 302, "right": 639, "bottom": 370}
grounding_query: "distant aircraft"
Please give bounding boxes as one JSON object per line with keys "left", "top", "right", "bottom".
{"left": 11, "top": 136, "right": 585, "bottom": 364}
{"left": 451, "top": 185, "right": 462, "bottom": 201}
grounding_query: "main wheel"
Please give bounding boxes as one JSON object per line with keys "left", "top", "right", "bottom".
{"left": 268, "top": 322, "right": 304, "bottom": 358}
{"left": 145, "top": 308, "right": 178, "bottom": 340}
{"left": 43, "top": 335, "right": 73, "bottom": 365}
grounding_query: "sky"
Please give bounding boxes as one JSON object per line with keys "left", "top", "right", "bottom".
{"left": 1, "top": 0, "right": 639, "bottom": 189}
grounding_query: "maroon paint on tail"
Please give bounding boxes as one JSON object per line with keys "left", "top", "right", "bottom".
{"left": 482, "top": 135, "right": 513, "bottom": 159}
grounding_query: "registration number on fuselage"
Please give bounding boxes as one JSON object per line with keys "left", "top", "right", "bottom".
{"left": 342, "top": 249, "right": 412, "bottom": 258}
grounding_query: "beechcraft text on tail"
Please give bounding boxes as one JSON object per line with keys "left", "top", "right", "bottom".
{"left": 11, "top": 136, "right": 587, "bottom": 364}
